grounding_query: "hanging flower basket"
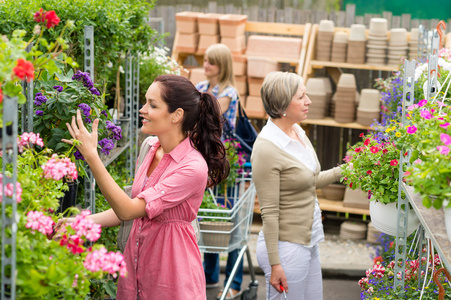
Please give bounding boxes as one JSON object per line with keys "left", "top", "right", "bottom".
{"left": 369, "top": 201, "right": 419, "bottom": 237}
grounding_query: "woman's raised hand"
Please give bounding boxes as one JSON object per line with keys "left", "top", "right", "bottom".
{"left": 62, "top": 109, "right": 99, "bottom": 161}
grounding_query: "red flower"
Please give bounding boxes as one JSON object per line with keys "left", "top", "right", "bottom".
{"left": 364, "top": 138, "right": 371, "bottom": 146}
{"left": 33, "top": 8, "right": 60, "bottom": 29}
{"left": 0, "top": 85, "right": 3, "bottom": 104}
{"left": 13, "top": 59, "right": 34, "bottom": 81}
{"left": 349, "top": 182, "right": 353, "bottom": 188}
{"left": 366, "top": 170, "right": 372, "bottom": 175}
{"left": 382, "top": 149, "right": 388, "bottom": 154}
{"left": 33, "top": 8, "right": 46, "bottom": 23}
{"left": 354, "top": 147, "right": 363, "bottom": 153}
{"left": 370, "top": 146, "right": 380, "bottom": 153}
{"left": 374, "top": 256, "right": 383, "bottom": 264}
{"left": 359, "top": 133, "right": 364, "bottom": 137}
{"left": 390, "top": 159, "right": 399, "bottom": 166}
{"left": 44, "top": 11, "right": 60, "bottom": 29}
{"left": 404, "top": 151, "right": 408, "bottom": 156}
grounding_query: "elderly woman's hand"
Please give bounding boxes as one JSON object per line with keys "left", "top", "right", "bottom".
{"left": 62, "top": 109, "right": 99, "bottom": 162}
{"left": 270, "top": 264, "right": 288, "bottom": 294}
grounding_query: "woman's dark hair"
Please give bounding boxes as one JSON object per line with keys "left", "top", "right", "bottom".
{"left": 154, "top": 74, "right": 229, "bottom": 187}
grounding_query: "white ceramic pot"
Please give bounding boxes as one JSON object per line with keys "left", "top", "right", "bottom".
{"left": 369, "top": 201, "right": 420, "bottom": 237}
{"left": 444, "top": 201, "right": 451, "bottom": 243}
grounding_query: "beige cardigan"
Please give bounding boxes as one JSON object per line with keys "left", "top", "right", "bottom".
{"left": 251, "top": 136, "right": 342, "bottom": 265}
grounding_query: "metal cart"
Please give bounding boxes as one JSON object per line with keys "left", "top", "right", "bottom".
{"left": 197, "top": 176, "right": 259, "bottom": 300}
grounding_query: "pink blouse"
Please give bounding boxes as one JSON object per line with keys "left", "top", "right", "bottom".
{"left": 116, "top": 137, "right": 208, "bottom": 299}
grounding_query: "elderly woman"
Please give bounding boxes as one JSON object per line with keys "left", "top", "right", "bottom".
{"left": 251, "top": 72, "right": 343, "bottom": 300}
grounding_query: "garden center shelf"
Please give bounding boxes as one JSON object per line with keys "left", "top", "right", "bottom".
{"left": 318, "top": 197, "right": 369, "bottom": 218}
{"left": 401, "top": 182, "right": 451, "bottom": 271}
{"left": 100, "top": 141, "right": 131, "bottom": 167}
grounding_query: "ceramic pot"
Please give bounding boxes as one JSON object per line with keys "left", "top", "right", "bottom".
{"left": 369, "top": 201, "right": 420, "bottom": 237}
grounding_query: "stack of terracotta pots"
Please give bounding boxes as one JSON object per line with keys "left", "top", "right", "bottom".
{"left": 347, "top": 24, "right": 366, "bottom": 64}
{"left": 305, "top": 78, "right": 328, "bottom": 119}
{"left": 366, "top": 18, "right": 388, "bottom": 66}
{"left": 331, "top": 31, "right": 348, "bottom": 62}
{"left": 408, "top": 28, "right": 419, "bottom": 60}
{"left": 219, "top": 14, "right": 247, "bottom": 55}
{"left": 387, "top": 28, "right": 408, "bottom": 66}
{"left": 339, "top": 221, "right": 367, "bottom": 240}
{"left": 197, "top": 13, "right": 222, "bottom": 54}
{"left": 316, "top": 20, "right": 335, "bottom": 61}
{"left": 334, "top": 74, "right": 357, "bottom": 123}
{"left": 175, "top": 12, "right": 203, "bottom": 53}
{"left": 357, "top": 89, "right": 381, "bottom": 126}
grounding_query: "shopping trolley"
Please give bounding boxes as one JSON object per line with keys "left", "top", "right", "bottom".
{"left": 197, "top": 175, "right": 259, "bottom": 300}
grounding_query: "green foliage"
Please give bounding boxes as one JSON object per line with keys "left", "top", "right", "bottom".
{"left": 0, "top": 0, "right": 161, "bottom": 87}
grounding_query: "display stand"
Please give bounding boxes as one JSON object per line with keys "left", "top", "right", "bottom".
{"left": 394, "top": 29, "right": 450, "bottom": 294}
{"left": 171, "top": 20, "right": 312, "bottom": 78}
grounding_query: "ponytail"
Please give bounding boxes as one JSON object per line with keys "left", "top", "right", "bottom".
{"left": 190, "top": 92, "right": 230, "bottom": 187}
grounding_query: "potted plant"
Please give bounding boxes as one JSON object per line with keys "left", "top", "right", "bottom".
{"left": 1, "top": 132, "right": 127, "bottom": 298}
{"left": 341, "top": 130, "right": 419, "bottom": 236}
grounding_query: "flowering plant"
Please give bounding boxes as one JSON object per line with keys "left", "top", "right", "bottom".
{"left": 390, "top": 98, "right": 451, "bottom": 209}
{"left": 32, "top": 68, "right": 122, "bottom": 175}
{"left": 0, "top": 8, "right": 75, "bottom": 127}
{"left": 0, "top": 132, "right": 126, "bottom": 298}
{"left": 341, "top": 131, "right": 401, "bottom": 204}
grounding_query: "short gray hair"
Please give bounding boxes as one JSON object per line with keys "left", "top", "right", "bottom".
{"left": 260, "top": 72, "right": 304, "bottom": 119}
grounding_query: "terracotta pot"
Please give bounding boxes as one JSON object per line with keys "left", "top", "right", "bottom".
{"left": 322, "top": 184, "right": 346, "bottom": 201}
{"left": 197, "top": 34, "right": 220, "bottom": 54}
{"left": 197, "top": 13, "right": 222, "bottom": 35}
{"left": 235, "top": 75, "right": 247, "bottom": 95}
{"left": 247, "top": 57, "right": 278, "bottom": 78}
{"left": 245, "top": 96, "right": 267, "bottom": 119}
{"left": 369, "top": 201, "right": 420, "bottom": 237}
{"left": 233, "top": 55, "right": 247, "bottom": 76}
{"left": 189, "top": 67, "right": 207, "bottom": 86}
{"left": 247, "top": 77, "right": 264, "bottom": 96}
{"left": 219, "top": 14, "right": 247, "bottom": 37}
{"left": 175, "top": 11, "right": 203, "bottom": 33}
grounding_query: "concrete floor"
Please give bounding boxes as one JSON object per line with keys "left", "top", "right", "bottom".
{"left": 207, "top": 273, "right": 362, "bottom": 300}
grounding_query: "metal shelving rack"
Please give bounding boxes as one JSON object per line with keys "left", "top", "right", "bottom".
{"left": 1, "top": 26, "right": 140, "bottom": 299}
{"left": 394, "top": 29, "right": 451, "bottom": 293}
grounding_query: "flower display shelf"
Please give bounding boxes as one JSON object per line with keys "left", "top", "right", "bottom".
{"left": 401, "top": 183, "right": 451, "bottom": 272}
{"left": 301, "top": 117, "right": 372, "bottom": 130}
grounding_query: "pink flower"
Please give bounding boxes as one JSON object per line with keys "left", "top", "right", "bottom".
{"left": 359, "top": 133, "right": 364, "bottom": 137}
{"left": 69, "top": 210, "right": 101, "bottom": 242}
{"left": 418, "top": 99, "right": 427, "bottom": 107}
{"left": 390, "top": 159, "right": 399, "bottom": 166}
{"left": 407, "top": 104, "right": 418, "bottom": 111}
{"left": 25, "top": 211, "right": 54, "bottom": 235}
{"left": 343, "top": 155, "right": 352, "bottom": 163}
{"left": 406, "top": 125, "right": 417, "bottom": 134}
{"left": 0, "top": 174, "right": 22, "bottom": 203}
{"left": 84, "top": 248, "right": 127, "bottom": 278}
{"left": 403, "top": 171, "right": 411, "bottom": 176}
{"left": 41, "top": 154, "right": 78, "bottom": 181}
{"left": 366, "top": 170, "right": 372, "bottom": 175}
{"left": 437, "top": 145, "right": 450, "bottom": 155}
{"left": 372, "top": 262, "right": 386, "bottom": 278}
{"left": 439, "top": 122, "right": 450, "bottom": 128}
{"left": 420, "top": 110, "right": 432, "bottom": 119}
{"left": 18, "top": 132, "right": 44, "bottom": 152}
{"left": 364, "top": 138, "right": 371, "bottom": 146}
{"left": 436, "top": 100, "right": 446, "bottom": 107}
{"left": 440, "top": 133, "right": 451, "bottom": 145}
{"left": 354, "top": 147, "right": 363, "bottom": 153}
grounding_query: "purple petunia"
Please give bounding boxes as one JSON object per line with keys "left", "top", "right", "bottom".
{"left": 98, "top": 138, "right": 115, "bottom": 155}
{"left": 53, "top": 85, "right": 63, "bottom": 93}
{"left": 35, "top": 110, "right": 44, "bottom": 116}
{"left": 78, "top": 103, "right": 91, "bottom": 117}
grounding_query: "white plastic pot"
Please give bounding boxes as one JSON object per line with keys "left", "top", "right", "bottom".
{"left": 369, "top": 201, "right": 420, "bottom": 237}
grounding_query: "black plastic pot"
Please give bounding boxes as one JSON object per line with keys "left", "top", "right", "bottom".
{"left": 58, "top": 181, "right": 78, "bottom": 215}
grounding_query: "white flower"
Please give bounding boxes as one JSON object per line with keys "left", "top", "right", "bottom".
{"left": 33, "top": 24, "right": 41, "bottom": 36}
{"left": 119, "top": 66, "right": 124, "bottom": 74}
{"left": 106, "top": 61, "right": 113, "bottom": 68}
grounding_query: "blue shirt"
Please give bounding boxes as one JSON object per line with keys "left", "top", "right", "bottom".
{"left": 195, "top": 80, "right": 238, "bottom": 130}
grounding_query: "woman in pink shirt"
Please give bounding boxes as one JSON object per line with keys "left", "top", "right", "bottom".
{"left": 62, "top": 75, "right": 229, "bottom": 299}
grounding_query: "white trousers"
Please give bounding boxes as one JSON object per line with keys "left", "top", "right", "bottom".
{"left": 256, "top": 232, "right": 323, "bottom": 300}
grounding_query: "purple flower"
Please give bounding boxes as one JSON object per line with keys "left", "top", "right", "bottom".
{"left": 53, "top": 85, "right": 63, "bottom": 92}
{"left": 35, "top": 110, "right": 44, "bottom": 116}
{"left": 106, "top": 121, "right": 123, "bottom": 140}
{"left": 34, "top": 94, "right": 47, "bottom": 106}
{"left": 72, "top": 70, "right": 94, "bottom": 89}
{"left": 74, "top": 150, "right": 85, "bottom": 161}
{"left": 101, "top": 110, "right": 108, "bottom": 117}
{"left": 78, "top": 103, "right": 91, "bottom": 117}
{"left": 89, "top": 87, "right": 100, "bottom": 96}
{"left": 85, "top": 117, "right": 92, "bottom": 124}
{"left": 98, "top": 138, "right": 115, "bottom": 155}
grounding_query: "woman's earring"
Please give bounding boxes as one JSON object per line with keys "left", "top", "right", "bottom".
{"left": 283, "top": 113, "right": 286, "bottom": 117}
